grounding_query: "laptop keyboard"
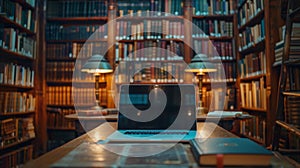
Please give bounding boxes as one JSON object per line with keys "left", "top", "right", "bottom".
{"left": 124, "top": 131, "right": 189, "bottom": 135}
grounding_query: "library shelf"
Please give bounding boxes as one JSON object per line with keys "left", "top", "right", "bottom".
{"left": 46, "top": 39, "right": 108, "bottom": 44}
{"left": 47, "top": 127, "right": 75, "bottom": 131}
{"left": 193, "top": 36, "right": 233, "bottom": 41}
{"left": 47, "top": 81, "right": 105, "bottom": 87}
{"left": 241, "top": 107, "right": 267, "bottom": 113}
{"left": 46, "top": 58, "right": 77, "bottom": 62}
{"left": 203, "top": 81, "right": 236, "bottom": 85}
{"left": 0, "top": 137, "right": 35, "bottom": 151}
{"left": 238, "top": 10, "right": 264, "bottom": 31}
{"left": 47, "top": 16, "right": 108, "bottom": 22}
{"left": 0, "top": 84, "right": 34, "bottom": 90}
{"left": 118, "top": 38, "right": 184, "bottom": 43}
{"left": 192, "top": 14, "right": 234, "bottom": 21}
{"left": 116, "top": 15, "right": 184, "bottom": 21}
{"left": 0, "top": 15, "right": 35, "bottom": 36}
{"left": 0, "top": 111, "right": 35, "bottom": 117}
{"left": 11, "top": 0, "right": 35, "bottom": 10}
{"left": 284, "top": 58, "right": 300, "bottom": 65}
{"left": 239, "top": 38, "right": 265, "bottom": 55}
{"left": 240, "top": 133, "right": 264, "bottom": 145}
{"left": 239, "top": 74, "right": 266, "bottom": 82}
{"left": 0, "top": 48, "right": 35, "bottom": 62}
{"left": 47, "top": 104, "right": 95, "bottom": 108}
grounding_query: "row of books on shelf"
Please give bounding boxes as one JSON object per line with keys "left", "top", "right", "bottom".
{"left": 240, "top": 78, "right": 267, "bottom": 110}
{"left": 238, "top": 115, "right": 266, "bottom": 144}
{"left": 47, "top": 86, "right": 108, "bottom": 106}
{"left": 117, "top": 0, "right": 183, "bottom": 16}
{"left": 0, "top": 145, "right": 33, "bottom": 167}
{"left": 238, "top": 51, "right": 266, "bottom": 78}
{"left": 238, "top": 19, "right": 265, "bottom": 51}
{"left": 285, "top": 96, "right": 300, "bottom": 127}
{"left": 0, "top": 117, "right": 35, "bottom": 148}
{"left": 47, "top": 0, "right": 107, "bottom": 18}
{"left": 200, "top": 62, "right": 236, "bottom": 83}
{"left": 203, "top": 86, "right": 236, "bottom": 111}
{"left": 0, "top": 27, "right": 36, "bottom": 58}
{"left": 192, "top": 0, "right": 235, "bottom": 16}
{"left": 192, "top": 19, "right": 233, "bottom": 38}
{"left": 46, "top": 24, "right": 107, "bottom": 41}
{"left": 115, "top": 61, "right": 186, "bottom": 84}
{"left": 115, "top": 41, "right": 184, "bottom": 62}
{"left": 238, "top": 0, "right": 264, "bottom": 27}
{"left": 46, "top": 42, "right": 108, "bottom": 60}
{"left": 0, "top": 92, "right": 35, "bottom": 114}
{"left": 1, "top": 0, "right": 36, "bottom": 31}
{"left": 0, "top": 63, "right": 35, "bottom": 87}
{"left": 115, "top": 20, "right": 184, "bottom": 40}
{"left": 46, "top": 62, "right": 74, "bottom": 82}
{"left": 47, "top": 108, "right": 75, "bottom": 129}
{"left": 193, "top": 40, "right": 234, "bottom": 60}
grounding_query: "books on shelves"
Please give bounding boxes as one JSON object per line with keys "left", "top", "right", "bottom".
{"left": 190, "top": 138, "right": 272, "bottom": 166}
{"left": 0, "top": 92, "right": 35, "bottom": 114}
{"left": 193, "top": 19, "right": 233, "bottom": 38}
{"left": 47, "top": 0, "right": 107, "bottom": 18}
{"left": 239, "top": 115, "right": 266, "bottom": 143}
{"left": 46, "top": 42, "right": 108, "bottom": 59}
{"left": 238, "top": 51, "right": 266, "bottom": 78}
{"left": 0, "top": 63, "right": 35, "bottom": 87}
{"left": 0, "top": 0, "right": 36, "bottom": 31}
{"left": 46, "top": 62, "right": 74, "bottom": 81}
{"left": 115, "top": 20, "right": 183, "bottom": 40}
{"left": 192, "top": 0, "right": 235, "bottom": 16}
{"left": 47, "top": 108, "right": 75, "bottom": 129}
{"left": 239, "top": 77, "right": 267, "bottom": 110}
{"left": 0, "top": 28, "right": 36, "bottom": 58}
{"left": 0, "top": 117, "right": 35, "bottom": 147}
{"left": 0, "top": 145, "right": 33, "bottom": 167}
{"left": 238, "top": 19, "right": 265, "bottom": 52}
{"left": 46, "top": 24, "right": 107, "bottom": 41}
{"left": 117, "top": 0, "right": 183, "bottom": 16}
{"left": 202, "top": 87, "right": 236, "bottom": 111}
{"left": 115, "top": 61, "right": 185, "bottom": 84}
{"left": 115, "top": 40, "right": 184, "bottom": 62}
{"left": 238, "top": 0, "right": 264, "bottom": 27}
{"left": 47, "top": 86, "right": 104, "bottom": 107}
{"left": 193, "top": 40, "right": 234, "bottom": 60}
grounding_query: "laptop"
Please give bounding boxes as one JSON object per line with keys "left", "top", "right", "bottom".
{"left": 105, "top": 84, "right": 197, "bottom": 143}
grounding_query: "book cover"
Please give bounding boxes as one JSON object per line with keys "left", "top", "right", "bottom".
{"left": 190, "top": 138, "right": 273, "bottom": 166}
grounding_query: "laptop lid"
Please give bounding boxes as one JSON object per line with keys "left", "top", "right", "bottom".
{"left": 117, "top": 84, "right": 197, "bottom": 131}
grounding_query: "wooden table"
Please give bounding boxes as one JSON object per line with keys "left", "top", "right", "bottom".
{"left": 25, "top": 122, "right": 295, "bottom": 168}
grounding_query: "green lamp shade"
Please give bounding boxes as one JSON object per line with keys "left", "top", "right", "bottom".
{"left": 81, "top": 54, "right": 113, "bottom": 74}
{"left": 185, "top": 54, "right": 216, "bottom": 73}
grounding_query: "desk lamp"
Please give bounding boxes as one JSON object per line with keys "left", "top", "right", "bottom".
{"left": 185, "top": 54, "right": 216, "bottom": 114}
{"left": 81, "top": 54, "right": 113, "bottom": 110}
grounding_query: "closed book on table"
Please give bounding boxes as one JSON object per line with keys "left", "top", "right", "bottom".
{"left": 190, "top": 138, "right": 273, "bottom": 166}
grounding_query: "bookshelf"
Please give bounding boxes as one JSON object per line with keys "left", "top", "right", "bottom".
{"left": 0, "top": 0, "right": 37, "bottom": 166}
{"left": 236, "top": 0, "right": 279, "bottom": 146}
{"left": 191, "top": 0, "right": 238, "bottom": 112}
{"left": 45, "top": 0, "right": 109, "bottom": 151}
{"left": 272, "top": 0, "right": 300, "bottom": 163}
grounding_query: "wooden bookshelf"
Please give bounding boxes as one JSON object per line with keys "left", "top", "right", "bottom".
{"left": 44, "top": 0, "right": 111, "bottom": 151}
{"left": 0, "top": 0, "right": 38, "bottom": 165}
{"left": 236, "top": 0, "right": 279, "bottom": 147}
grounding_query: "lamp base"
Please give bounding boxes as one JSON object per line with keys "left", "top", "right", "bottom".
{"left": 91, "top": 105, "right": 103, "bottom": 111}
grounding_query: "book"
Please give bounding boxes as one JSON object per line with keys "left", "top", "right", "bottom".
{"left": 190, "top": 138, "right": 273, "bottom": 166}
